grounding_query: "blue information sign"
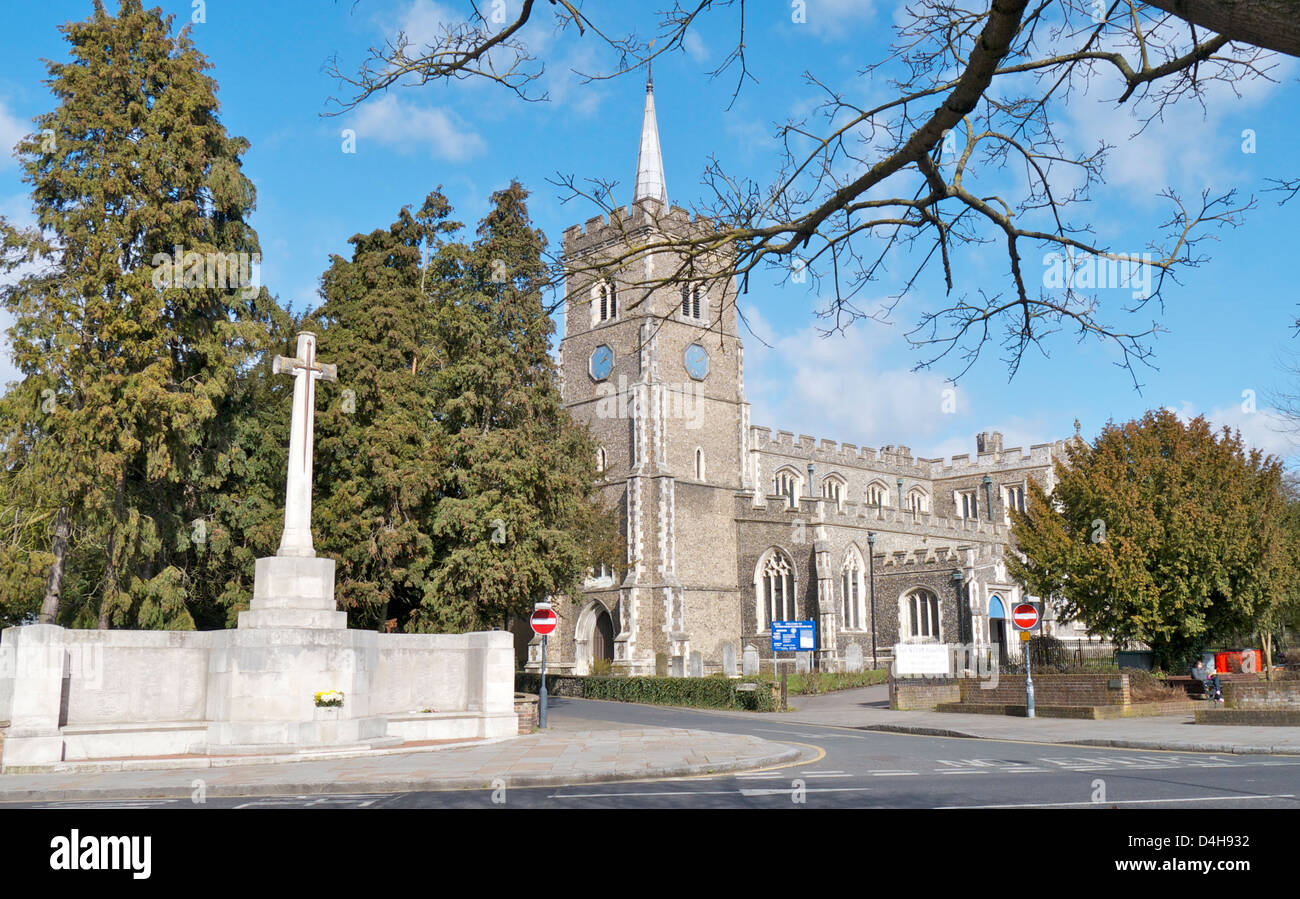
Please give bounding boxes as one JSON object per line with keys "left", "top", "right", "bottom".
{"left": 770, "top": 620, "right": 817, "bottom": 653}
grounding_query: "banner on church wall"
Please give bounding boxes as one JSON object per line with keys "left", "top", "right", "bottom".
{"left": 893, "top": 643, "right": 951, "bottom": 676}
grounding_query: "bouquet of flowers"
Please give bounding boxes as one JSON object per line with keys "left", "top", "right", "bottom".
{"left": 314, "top": 690, "right": 344, "bottom": 708}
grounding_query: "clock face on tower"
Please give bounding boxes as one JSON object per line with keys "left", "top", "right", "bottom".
{"left": 684, "top": 343, "right": 709, "bottom": 381}
{"left": 589, "top": 344, "right": 614, "bottom": 381}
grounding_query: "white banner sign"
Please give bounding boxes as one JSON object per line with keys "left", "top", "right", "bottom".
{"left": 893, "top": 643, "right": 951, "bottom": 676}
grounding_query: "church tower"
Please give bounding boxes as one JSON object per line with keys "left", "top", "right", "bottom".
{"left": 558, "top": 72, "right": 751, "bottom": 676}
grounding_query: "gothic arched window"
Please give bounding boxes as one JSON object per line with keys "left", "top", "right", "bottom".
{"left": 757, "top": 550, "right": 796, "bottom": 631}
{"left": 695, "top": 448, "right": 705, "bottom": 480}
{"left": 903, "top": 589, "right": 942, "bottom": 642}
{"left": 822, "top": 475, "right": 845, "bottom": 509}
{"left": 774, "top": 468, "right": 801, "bottom": 507}
{"left": 908, "top": 488, "right": 929, "bottom": 514}
{"left": 867, "top": 481, "right": 888, "bottom": 508}
{"left": 841, "top": 548, "right": 864, "bottom": 630}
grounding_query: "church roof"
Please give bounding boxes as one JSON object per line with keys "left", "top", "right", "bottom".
{"left": 633, "top": 69, "right": 668, "bottom": 207}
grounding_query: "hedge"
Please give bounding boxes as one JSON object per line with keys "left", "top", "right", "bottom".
{"left": 515, "top": 673, "right": 778, "bottom": 711}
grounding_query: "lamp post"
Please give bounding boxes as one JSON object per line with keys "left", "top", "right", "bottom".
{"left": 867, "top": 532, "right": 878, "bottom": 669}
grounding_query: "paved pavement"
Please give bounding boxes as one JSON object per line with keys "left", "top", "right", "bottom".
{"left": 0, "top": 726, "right": 804, "bottom": 803}
{"left": 2, "top": 684, "right": 1295, "bottom": 803}
{"left": 773, "top": 685, "right": 1300, "bottom": 754}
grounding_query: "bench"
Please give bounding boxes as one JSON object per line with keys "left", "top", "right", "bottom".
{"left": 1165, "top": 672, "right": 1257, "bottom": 698}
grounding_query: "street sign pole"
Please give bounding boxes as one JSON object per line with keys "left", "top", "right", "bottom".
{"left": 531, "top": 601, "right": 558, "bottom": 730}
{"left": 539, "top": 633, "right": 548, "bottom": 729}
{"left": 1025, "top": 631, "right": 1035, "bottom": 718}
{"left": 1012, "top": 602, "right": 1040, "bottom": 719}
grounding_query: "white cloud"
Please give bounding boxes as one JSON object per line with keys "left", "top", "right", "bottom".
{"left": 346, "top": 94, "right": 485, "bottom": 160}
{"left": 682, "top": 31, "right": 708, "bottom": 65}
{"left": 1166, "top": 399, "right": 1300, "bottom": 463}
{"left": 396, "top": 0, "right": 462, "bottom": 49}
{"left": 0, "top": 100, "right": 29, "bottom": 170}
{"left": 742, "top": 302, "right": 966, "bottom": 453}
{"left": 1061, "top": 34, "right": 1294, "bottom": 199}
{"left": 0, "top": 195, "right": 38, "bottom": 393}
{"left": 800, "top": 0, "right": 876, "bottom": 40}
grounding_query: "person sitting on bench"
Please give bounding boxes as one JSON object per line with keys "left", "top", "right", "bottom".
{"left": 1191, "top": 659, "right": 1223, "bottom": 702}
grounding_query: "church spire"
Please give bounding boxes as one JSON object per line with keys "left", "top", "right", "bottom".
{"left": 633, "top": 64, "right": 668, "bottom": 207}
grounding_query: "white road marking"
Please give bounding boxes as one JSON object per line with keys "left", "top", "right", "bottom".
{"left": 53, "top": 800, "right": 179, "bottom": 809}
{"left": 938, "top": 794, "right": 1296, "bottom": 809}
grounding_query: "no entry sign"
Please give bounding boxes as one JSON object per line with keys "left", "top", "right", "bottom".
{"left": 1011, "top": 603, "right": 1039, "bottom": 631}
{"left": 530, "top": 607, "right": 558, "bottom": 636}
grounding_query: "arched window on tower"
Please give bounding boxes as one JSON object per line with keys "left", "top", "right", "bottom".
{"left": 593, "top": 280, "right": 618, "bottom": 323}
{"left": 694, "top": 448, "right": 705, "bottom": 480}
{"left": 756, "top": 550, "right": 796, "bottom": 632}
{"left": 908, "top": 488, "right": 929, "bottom": 514}
{"left": 680, "top": 283, "right": 703, "bottom": 320}
{"left": 596, "top": 447, "right": 607, "bottom": 475}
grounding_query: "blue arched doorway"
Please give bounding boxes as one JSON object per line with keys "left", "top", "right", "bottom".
{"left": 988, "top": 595, "right": 1008, "bottom": 668}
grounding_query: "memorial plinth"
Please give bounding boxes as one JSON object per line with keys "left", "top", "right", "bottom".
{"left": 0, "top": 332, "right": 517, "bottom": 770}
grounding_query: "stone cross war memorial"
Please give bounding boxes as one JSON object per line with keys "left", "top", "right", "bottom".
{"left": 0, "top": 332, "right": 517, "bottom": 771}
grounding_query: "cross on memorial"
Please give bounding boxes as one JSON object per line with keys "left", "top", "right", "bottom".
{"left": 272, "top": 332, "right": 337, "bottom": 557}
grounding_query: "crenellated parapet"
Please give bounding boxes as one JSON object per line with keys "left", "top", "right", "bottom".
{"left": 561, "top": 201, "right": 718, "bottom": 260}
{"left": 737, "top": 491, "right": 1011, "bottom": 544}
{"left": 749, "top": 424, "right": 1070, "bottom": 481}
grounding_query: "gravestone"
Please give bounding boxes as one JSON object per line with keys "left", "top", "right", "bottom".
{"left": 796, "top": 652, "right": 811, "bottom": 674}
{"left": 689, "top": 651, "right": 703, "bottom": 678}
{"left": 742, "top": 644, "right": 759, "bottom": 676}
{"left": 721, "top": 643, "right": 737, "bottom": 677}
{"left": 845, "top": 643, "right": 863, "bottom": 673}
{"left": 669, "top": 655, "right": 685, "bottom": 678}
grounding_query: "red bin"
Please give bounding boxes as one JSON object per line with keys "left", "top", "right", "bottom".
{"left": 1216, "top": 650, "right": 1261, "bottom": 673}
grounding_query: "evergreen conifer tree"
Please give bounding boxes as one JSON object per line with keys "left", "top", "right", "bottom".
{"left": 312, "top": 183, "right": 618, "bottom": 632}
{"left": 0, "top": 0, "right": 277, "bottom": 628}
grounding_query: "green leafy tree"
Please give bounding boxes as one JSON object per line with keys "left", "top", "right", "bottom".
{"left": 312, "top": 183, "right": 617, "bottom": 632}
{"left": 0, "top": 0, "right": 278, "bottom": 628}
{"left": 1008, "top": 410, "right": 1298, "bottom": 670}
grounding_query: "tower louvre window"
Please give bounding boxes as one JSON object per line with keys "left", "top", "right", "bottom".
{"left": 597, "top": 280, "right": 618, "bottom": 322}
{"left": 680, "top": 284, "right": 703, "bottom": 320}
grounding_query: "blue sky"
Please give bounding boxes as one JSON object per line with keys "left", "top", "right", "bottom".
{"left": 2, "top": 0, "right": 1298, "bottom": 466}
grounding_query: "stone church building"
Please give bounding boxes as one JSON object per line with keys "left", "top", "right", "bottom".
{"left": 525, "top": 77, "right": 1092, "bottom": 677}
